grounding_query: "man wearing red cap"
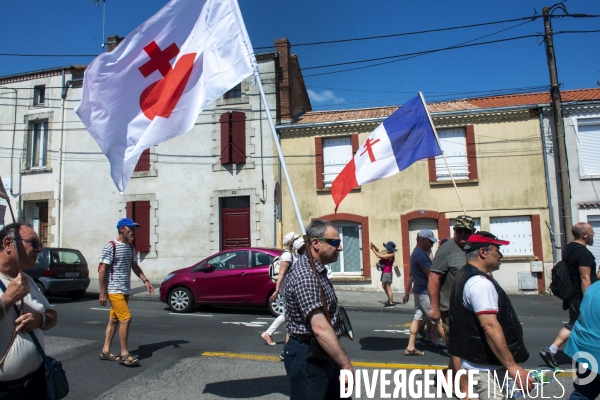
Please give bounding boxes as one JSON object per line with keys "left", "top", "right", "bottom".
{"left": 449, "top": 232, "right": 533, "bottom": 398}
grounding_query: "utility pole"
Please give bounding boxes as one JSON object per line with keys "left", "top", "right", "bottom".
{"left": 543, "top": 5, "right": 573, "bottom": 244}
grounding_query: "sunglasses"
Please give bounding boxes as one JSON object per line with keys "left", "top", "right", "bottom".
{"left": 19, "top": 237, "right": 43, "bottom": 249}
{"left": 455, "top": 228, "right": 473, "bottom": 235}
{"left": 314, "top": 238, "right": 341, "bottom": 247}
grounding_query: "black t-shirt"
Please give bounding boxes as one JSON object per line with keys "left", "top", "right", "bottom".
{"left": 563, "top": 242, "right": 598, "bottom": 298}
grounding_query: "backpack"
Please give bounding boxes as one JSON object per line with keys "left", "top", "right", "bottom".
{"left": 269, "top": 250, "right": 292, "bottom": 283}
{"left": 549, "top": 246, "right": 576, "bottom": 300}
{"left": 98, "top": 241, "right": 135, "bottom": 281}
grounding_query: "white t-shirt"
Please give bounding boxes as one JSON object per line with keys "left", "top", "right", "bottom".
{"left": 0, "top": 274, "right": 54, "bottom": 381}
{"left": 460, "top": 275, "right": 502, "bottom": 371}
{"left": 99, "top": 240, "right": 138, "bottom": 294}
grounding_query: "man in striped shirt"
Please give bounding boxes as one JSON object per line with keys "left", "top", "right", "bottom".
{"left": 98, "top": 218, "right": 154, "bottom": 367}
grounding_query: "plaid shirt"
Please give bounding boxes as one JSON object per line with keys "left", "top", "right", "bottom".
{"left": 284, "top": 253, "right": 342, "bottom": 338}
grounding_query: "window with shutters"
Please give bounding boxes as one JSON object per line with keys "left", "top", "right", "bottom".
{"left": 220, "top": 112, "right": 246, "bottom": 165}
{"left": 134, "top": 148, "right": 151, "bottom": 172}
{"left": 126, "top": 201, "right": 151, "bottom": 252}
{"left": 576, "top": 117, "right": 600, "bottom": 178}
{"left": 435, "top": 128, "right": 469, "bottom": 181}
{"left": 489, "top": 216, "right": 533, "bottom": 256}
{"left": 322, "top": 136, "right": 353, "bottom": 188}
{"left": 428, "top": 125, "right": 478, "bottom": 183}
{"left": 27, "top": 120, "right": 48, "bottom": 169}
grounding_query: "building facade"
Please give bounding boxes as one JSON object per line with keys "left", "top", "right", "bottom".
{"left": 276, "top": 92, "right": 575, "bottom": 294}
{"left": 0, "top": 38, "right": 311, "bottom": 281}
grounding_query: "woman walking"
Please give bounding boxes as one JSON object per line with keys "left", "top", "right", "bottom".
{"left": 261, "top": 232, "right": 299, "bottom": 346}
{"left": 370, "top": 241, "right": 397, "bottom": 308}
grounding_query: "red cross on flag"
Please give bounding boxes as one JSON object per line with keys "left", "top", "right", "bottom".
{"left": 76, "top": 0, "right": 255, "bottom": 191}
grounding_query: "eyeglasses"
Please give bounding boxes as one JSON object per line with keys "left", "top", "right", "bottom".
{"left": 18, "top": 238, "right": 43, "bottom": 249}
{"left": 455, "top": 228, "right": 473, "bottom": 235}
{"left": 314, "top": 238, "right": 341, "bottom": 247}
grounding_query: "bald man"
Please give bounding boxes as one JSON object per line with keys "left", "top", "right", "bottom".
{"left": 540, "top": 222, "right": 598, "bottom": 369}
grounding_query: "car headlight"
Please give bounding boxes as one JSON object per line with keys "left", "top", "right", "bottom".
{"left": 163, "top": 273, "right": 176, "bottom": 282}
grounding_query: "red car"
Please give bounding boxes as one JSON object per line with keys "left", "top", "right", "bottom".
{"left": 159, "top": 247, "right": 283, "bottom": 316}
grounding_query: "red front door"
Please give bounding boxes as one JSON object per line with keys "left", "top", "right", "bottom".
{"left": 221, "top": 196, "right": 250, "bottom": 250}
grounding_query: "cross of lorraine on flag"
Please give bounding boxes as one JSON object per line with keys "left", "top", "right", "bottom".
{"left": 331, "top": 94, "right": 442, "bottom": 212}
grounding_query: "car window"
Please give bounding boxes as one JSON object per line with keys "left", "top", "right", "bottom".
{"left": 206, "top": 250, "right": 249, "bottom": 270}
{"left": 36, "top": 252, "right": 44, "bottom": 264}
{"left": 251, "top": 251, "right": 274, "bottom": 267}
{"left": 51, "top": 250, "right": 85, "bottom": 264}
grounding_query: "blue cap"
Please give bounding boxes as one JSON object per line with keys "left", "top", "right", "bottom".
{"left": 117, "top": 218, "right": 139, "bottom": 229}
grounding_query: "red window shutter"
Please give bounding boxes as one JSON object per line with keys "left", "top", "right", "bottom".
{"left": 134, "top": 148, "right": 151, "bottom": 172}
{"left": 133, "top": 201, "right": 151, "bottom": 252}
{"left": 315, "top": 137, "right": 324, "bottom": 189}
{"left": 351, "top": 134, "right": 359, "bottom": 155}
{"left": 126, "top": 202, "right": 133, "bottom": 219}
{"left": 231, "top": 111, "right": 246, "bottom": 163}
{"left": 465, "top": 125, "right": 478, "bottom": 180}
{"left": 220, "top": 113, "right": 231, "bottom": 165}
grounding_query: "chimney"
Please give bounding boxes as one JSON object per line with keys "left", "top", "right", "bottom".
{"left": 275, "top": 38, "right": 292, "bottom": 123}
{"left": 107, "top": 35, "right": 124, "bottom": 52}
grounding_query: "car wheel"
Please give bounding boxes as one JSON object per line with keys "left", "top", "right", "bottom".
{"left": 68, "top": 290, "right": 86, "bottom": 300}
{"left": 268, "top": 292, "right": 284, "bottom": 317}
{"left": 169, "top": 287, "right": 194, "bottom": 313}
{"left": 36, "top": 281, "right": 47, "bottom": 296}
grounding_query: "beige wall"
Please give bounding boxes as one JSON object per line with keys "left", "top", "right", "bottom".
{"left": 278, "top": 113, "right": 553, "bottom": 294}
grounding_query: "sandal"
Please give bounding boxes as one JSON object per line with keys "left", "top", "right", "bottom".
{"left": 119, "top": 353, "right": 140, "bottom": 367}
{"left": 404, "top": 349, "right": 425, "bottom": 356}
{"left": 261, "top": 332, "right": 276, "bottom": 346}
{"left": 99, "top": 352, "right": 120, "bottom": 361}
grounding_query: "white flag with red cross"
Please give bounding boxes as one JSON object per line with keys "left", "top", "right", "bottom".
{"left": 75, "top": 0, "right": 256, "bottom": 191}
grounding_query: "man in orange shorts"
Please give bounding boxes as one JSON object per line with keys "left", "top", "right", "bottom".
{"left": 98, "top": 218, "right": 154, "bottom": 367}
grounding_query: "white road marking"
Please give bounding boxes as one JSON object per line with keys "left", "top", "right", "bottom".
{"left": 169, "top": 313, "right": 213, "bottom": 317}
{"left": 223, "top": 321, "right": 269, "bottom": 327}
{"left": 257, "top": 317, "right": 275, "bottom": 320}
{"left": 90, "top": 308, "right": 110, "bottom": 311}
{"left": 374, "top": 329, "right": 410, "bottom": 334}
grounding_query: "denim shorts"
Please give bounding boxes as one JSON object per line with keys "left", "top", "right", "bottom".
{"left": 381, "top": 272, "right": 393, "bottom": 284}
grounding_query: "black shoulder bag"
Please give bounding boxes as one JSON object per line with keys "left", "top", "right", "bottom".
{"left": 0, "top": 279, "right": 69, "bottom": 400}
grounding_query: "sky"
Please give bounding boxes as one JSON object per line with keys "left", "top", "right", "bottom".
{"left": 1, "top": 0, "right": 598, "bottom": 111}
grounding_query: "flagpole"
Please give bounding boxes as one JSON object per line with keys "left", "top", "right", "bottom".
{"left": 418, "top": 92, "right": 467, "bottom": 215}
{"left": 253, "top": 71, "right": 307, "bottom": 237}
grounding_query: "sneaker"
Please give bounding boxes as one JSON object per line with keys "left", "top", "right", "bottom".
{"left": 279, "top": 351, "right": 284, "bottom": 361}
{"left": 540, "top": 348, "right": 559, "bottom": 369}
{"left": 383, "top": 302, "right": 395, "bottom": 308}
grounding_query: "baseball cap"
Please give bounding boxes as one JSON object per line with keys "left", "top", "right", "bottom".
{"left": 463, "top": 231, "right": 510, "bottom": 253}
{"left": 283, "top": 232, "right": 301, "bottom": 247}
{"left": 454, "top": 215, "right": 476, "bottom": 231}
{"left": 417, "top": 229, "right": 438, "bottom": 243}
{"left": 293, "top": 238, "right": 305, "bottom": 252}
{"left": 117, "top": 218, "right": 139, "bottom": 229}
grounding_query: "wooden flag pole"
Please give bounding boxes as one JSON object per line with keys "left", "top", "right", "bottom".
{"left": 418, "top": 92, "right": 467, "bottom": 215}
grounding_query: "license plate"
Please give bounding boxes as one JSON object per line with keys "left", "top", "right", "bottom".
{"left": 65, "top": 272, "right": 80, "bottom": 278}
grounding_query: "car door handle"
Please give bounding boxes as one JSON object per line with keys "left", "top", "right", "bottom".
{"left": 239, "top": 272, "right": 248, "bottom": 276}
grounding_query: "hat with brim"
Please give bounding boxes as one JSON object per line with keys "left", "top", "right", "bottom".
{"left": 463, "top": 232, "right": 509, "bottom": 253}
{"left": 283, "top": 232, "right": 301, "bottom": 247}
{"left": 293, "top": 239, "right": 306, "bottom": 252}
{"left": 383, "top": 241, "right": 398, "bottom": 253}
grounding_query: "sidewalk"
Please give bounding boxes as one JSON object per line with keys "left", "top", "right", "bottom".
{"left": 86, "top": 278, "right": 561, "bottom": 314}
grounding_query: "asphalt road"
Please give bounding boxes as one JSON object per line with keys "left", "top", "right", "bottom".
{"left": 42, "top": 293, "right": 577, "bottom": 399}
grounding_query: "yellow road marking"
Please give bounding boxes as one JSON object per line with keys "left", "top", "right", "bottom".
{"left": 201, "top": 351, "right": 575, "bottom": 376}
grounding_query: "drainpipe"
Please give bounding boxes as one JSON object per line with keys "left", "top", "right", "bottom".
{"left": 0, "top": 86, "right": 19, "bottom": 200}
{"left": 539, "top": 108, "right": 560, "bottom": 263}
